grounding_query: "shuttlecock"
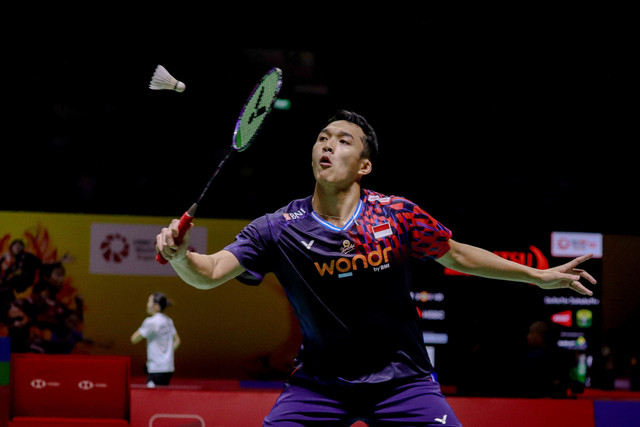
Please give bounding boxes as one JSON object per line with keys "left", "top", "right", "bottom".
{"left": 149, "top": 65, "right": 186, "bottom": 92}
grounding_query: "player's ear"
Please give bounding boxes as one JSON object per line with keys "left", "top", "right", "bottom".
{"left": 358, "top": 158, "right": 372, "bottom": 177}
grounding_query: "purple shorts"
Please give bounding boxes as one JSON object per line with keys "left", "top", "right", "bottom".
{"left": 263, "top": 370, "right": 462, "bottom": 426}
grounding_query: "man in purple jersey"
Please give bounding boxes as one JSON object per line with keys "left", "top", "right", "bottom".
{"left": 156, "top": 110, "right": 596, "bottom": 426}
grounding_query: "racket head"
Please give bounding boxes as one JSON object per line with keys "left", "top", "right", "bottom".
{"left": 232, "top": 67, "right": 283, "bottom": 152}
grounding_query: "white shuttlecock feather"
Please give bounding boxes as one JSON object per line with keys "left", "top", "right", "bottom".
{"left": 149, "top": 65, "right": 186, "bottom": 92}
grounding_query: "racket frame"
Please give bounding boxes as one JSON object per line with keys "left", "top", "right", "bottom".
{"left": 156, "top": 67, "right": 283, "bottom": 264}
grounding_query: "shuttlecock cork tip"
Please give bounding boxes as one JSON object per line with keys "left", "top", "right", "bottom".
{"left": 149, "top": 64, "right": 186, "bottom": 93}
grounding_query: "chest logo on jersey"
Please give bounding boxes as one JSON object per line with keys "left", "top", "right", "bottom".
{"left": 372, "top": 222, "right": 392, "bottom": 239}
{"left": 283, "top": 208, "right": 306, "bottom": 221}
{"left": 314, "top": 244, "right": 393, "bottom": 278}
{"left": 300, "top": 239, "right": 315, "bottom": 250}
{"left": 367, "top": 194, "right": 391, "bottom": 203}
{"left": 340, "top": 239, "right": 355, "bottom": 255}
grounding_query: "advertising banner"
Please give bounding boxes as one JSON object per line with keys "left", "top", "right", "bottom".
{"left": 551, "top": 232, "right": 603, "bottom": 258}
{"left": 0, "top": 211, "right": 299, "bottom": 380}
{"left": 89, "top": 223, "right": 207, "bottom": 276}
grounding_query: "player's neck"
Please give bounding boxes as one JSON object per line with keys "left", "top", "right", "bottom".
{"left": 312, "top": 184, "right": 361, "bottom": 226}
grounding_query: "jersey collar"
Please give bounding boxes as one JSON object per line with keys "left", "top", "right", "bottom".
{"left": 311, "top": 198, "right": 363, "bottom": 232}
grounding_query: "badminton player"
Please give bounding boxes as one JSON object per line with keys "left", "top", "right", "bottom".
{"left": 156, "top": 110, "right": 595, "bottom": 426}
{"left": 131, "top": 292, "right": 181, "bottom": 387}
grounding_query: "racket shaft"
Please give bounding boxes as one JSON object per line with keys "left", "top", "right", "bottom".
{"left": 156, "top": 209, "right": 194, "bottom": 264}
{"left": 196, "top": 147, "right": 233, "bottom": 204}
{"left": 157, "top": 68, "right": 281, "bottom": 266}
{"left": 157, "top": 148, "right": 232, "bottom": 266}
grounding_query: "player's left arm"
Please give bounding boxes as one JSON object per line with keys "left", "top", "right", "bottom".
{"left": 436, "top": 239, "right": 596, "bottom": 295}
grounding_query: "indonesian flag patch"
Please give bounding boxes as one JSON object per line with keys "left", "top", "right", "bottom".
{"left": 372, "top": 222, "right": 392, "bottom": 239}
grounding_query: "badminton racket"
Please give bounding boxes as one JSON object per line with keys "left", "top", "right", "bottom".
{"left": 156, "top": 67, "right": 283, "bottom": 264}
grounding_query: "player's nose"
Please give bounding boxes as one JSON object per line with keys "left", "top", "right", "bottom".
{"left": 322, "top": 140, "right": 335, "bottom": 152}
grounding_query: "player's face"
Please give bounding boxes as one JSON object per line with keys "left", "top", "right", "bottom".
{"left": 146, "top": 294, "right": 156, "bottom": 315}
{"left": 312, "top": 120, "right": 372, "bottom": 187}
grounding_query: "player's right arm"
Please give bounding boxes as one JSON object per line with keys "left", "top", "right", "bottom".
{"left": 130, "top": 330, "right": 144, "bottom": 344}
{"left": 170, "top": 250, "right": 245, "bottom": 290}
{"left": 156, "top": 220, "right": 246, "bottom": 290}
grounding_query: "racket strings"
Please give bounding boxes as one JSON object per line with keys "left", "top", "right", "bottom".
{"left": 196, "top": 69, "right": 281, "bottom": 206}
{"left": 236, "top": 72, "right": 282, "bottom": 151}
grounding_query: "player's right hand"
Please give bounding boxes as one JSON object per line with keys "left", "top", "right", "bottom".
{"left": 156, "top": 219, "right": 193, "bottom": 262}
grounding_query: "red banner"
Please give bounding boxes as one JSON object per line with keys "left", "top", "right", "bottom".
{"left": 11, "top": 354, "right": 129, "bottom": 420}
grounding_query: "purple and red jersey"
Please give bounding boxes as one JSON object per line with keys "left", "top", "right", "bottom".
{"left": 225, "top": 189, "right": 452, "bottom": 382}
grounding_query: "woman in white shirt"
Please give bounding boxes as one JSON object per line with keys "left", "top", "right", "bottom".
{"left": 131, "top": 292, "right": 180, "bottom": 387}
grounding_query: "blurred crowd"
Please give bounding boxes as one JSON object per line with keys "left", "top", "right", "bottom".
{"left": 0, "top": 238, "right": 84, "bottom": 354}
{"left": 457, "top": 319, "right": 640, "bottom": 397}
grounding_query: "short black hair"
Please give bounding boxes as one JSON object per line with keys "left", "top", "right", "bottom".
{"left": 328, "top": 110, "right": 378, "bottom": 162}
{"left": 151, "top": 292, "right": 170, "bottom": 312}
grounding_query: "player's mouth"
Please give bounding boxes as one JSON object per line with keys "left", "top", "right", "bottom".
{"left": 319, "top": 155, "right": 332, "bottom": 167}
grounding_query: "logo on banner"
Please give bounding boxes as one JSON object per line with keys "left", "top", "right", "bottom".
{"left": 78, "top": 380, "right": 94, "bottom": 390}
{"left": 421, "top": 309, "right": 446, "bottom": 320}
{"left": 411, "top": 291, "right": 445, "bottom": 303}
{"left": 558, "top": 332, "right": 588, "bottom": 350}
{"left": 551, "top": 232, "right": 603, "bottom": 258}
{"left": 30, "top": 378, "right": 60, "bottom": 389}
{"left": 543, "top": 296, "right": 600, "bottom": 306}
{"left": 77, "top": 379, "right": 107, "bottom": 390}
{"left": 551, "top": 310, "right": 573, "bottom": 327}
{"left": 90, "top": 223, "right": 207, "bottom": 277}
{"left": 100, "top": 233, "right": 130, "bottom": 263}
{"left": 30, "top": 379, "right": 46, "bottom": 389}
{"left": 576, "top": 309, "right": 593, "bottom": 328}
{"left": 445, "top": 246, "right": 548, "bottom": 277}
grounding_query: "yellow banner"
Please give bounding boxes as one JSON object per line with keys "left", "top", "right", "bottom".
{"left": 0, "top": 211, "right": 300, "bottom": 380}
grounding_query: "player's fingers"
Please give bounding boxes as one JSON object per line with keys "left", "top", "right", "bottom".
{"left": 569, "top": 253, "right": 593, "bottom": 268}
{"left": 569, "top": 280, "right": 593, "bottom": 296}
{"left": 156, "top": 228, "right": 171, "bottom": 251}
{"left": 158, "top": 224, "right": 179, "bottom": 249}
{"left": 155, "top": 231, "right": 166, "bottom": 254}
{"left": 169, "top": 219, "right": 182, "bottom": 238}
{"left": 574, "top": 268, "right": 597, "bottom": 285}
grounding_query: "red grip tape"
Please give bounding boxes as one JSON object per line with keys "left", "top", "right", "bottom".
{"left": 156, "top": 210, "right": 193, "bottom": 264}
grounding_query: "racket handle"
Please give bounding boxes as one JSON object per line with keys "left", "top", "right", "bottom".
{"left": 156, "top": 204, "right": 197, "bottom": 265}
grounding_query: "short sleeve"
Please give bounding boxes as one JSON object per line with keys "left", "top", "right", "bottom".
{"left": 138, "top": 317, "right": 153, "bottom": 339}
{"left": 224, "top": 215, "right": 273, "bottom": 285}
{"left": 406, "top": 203, "right": 452, "bottom": 260}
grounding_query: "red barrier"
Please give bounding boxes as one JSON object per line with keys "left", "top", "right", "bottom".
{"left": 10, "top": 354, "right": 130, "bottom": 425}
{"left": 449, "top": 397, "right": 594, "bottom": 427}
{"left": 130, "top": 387, "right": 597, "bottom": 427}
{"left": 130, "top": 388, "right": 279, "bottom": 426}
{"left": 9, "top": 417, "right": 128, "bottom": 426}
{"left": 3, "top": 358, "right": 633, "bottom": 427}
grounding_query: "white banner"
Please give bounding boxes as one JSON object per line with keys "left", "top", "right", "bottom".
{"left": 90, "top": 223, "right": 208, "bottom": 276}
{"left": 551, "top": 231, "right": 603, "bottom": 259}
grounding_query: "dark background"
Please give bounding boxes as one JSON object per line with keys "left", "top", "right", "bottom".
{"left": 2, "top": 13, "right": 637, "bottom": 393}
{"left": 4, "top": 17, "right": 637, "bottom": 240}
